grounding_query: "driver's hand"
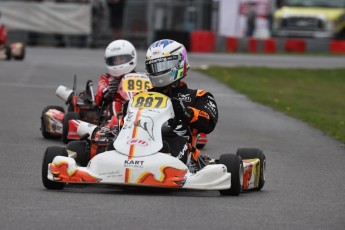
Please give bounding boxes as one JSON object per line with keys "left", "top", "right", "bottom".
{"left": 108, "top": 78, "right": 121, "bottom": 94}
{"left": 171, "top": 98, "right": 193, "bottom": 123}
{"left": 95, "top": 126, "right": 110, "bottom": 137}
{"left": 94, "top": 126, "right": 116, "bottom": 141}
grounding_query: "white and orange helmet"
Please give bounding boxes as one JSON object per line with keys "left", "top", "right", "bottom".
{"left": 145, "top": 39, "right": 190, "bottom": 88}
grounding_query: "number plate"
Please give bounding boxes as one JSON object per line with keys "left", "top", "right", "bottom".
{"left": 131, "top": 92, "right": 169, "bottom": 109}
{"left": 122, "top": 78, "right": 152, "bottom": 92}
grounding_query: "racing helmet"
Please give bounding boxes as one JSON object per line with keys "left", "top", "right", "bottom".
{"left": 145, "top": 39, "right": 190, "bottom": 88}
{"left": 105, "top": 40, "right": 137, "bottom": 77}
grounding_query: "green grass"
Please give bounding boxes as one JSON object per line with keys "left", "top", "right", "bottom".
{"left": 197, "top": 66, "right": 345, "bottom": 144}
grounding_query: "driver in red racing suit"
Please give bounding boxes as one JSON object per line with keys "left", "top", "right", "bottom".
{"left": 94, "top": 39, "right": 137, "bottom": 129}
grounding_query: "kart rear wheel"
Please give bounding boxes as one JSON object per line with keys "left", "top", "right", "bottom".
{"left": 66, "top": 141, "right": 90, "bottom": 167}
{"left": 41, "top": 105, "right": 65, "bottom": 139}
{"left": 62, "top": 112, "right": 80, "bottom": 144}
{"left": 218, "top": 153, "right": 243, "bottom": 196}
{"left": 236, "top": 148, "right": 266, "bottom": 191}
{"left": 42, "top": 146, "right": 68, "bottom": 190}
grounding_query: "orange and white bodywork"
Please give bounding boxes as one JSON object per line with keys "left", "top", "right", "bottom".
{"left": 46, "top": 92, "right": 231, "bottom": 190}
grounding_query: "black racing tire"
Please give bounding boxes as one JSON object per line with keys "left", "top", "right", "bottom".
{"left": 218, "top": 153, "right": 243, "bottom": 196}
{"left": 42, "top": 146, "right": 68, "bottom": 190}
{"left": 5, "top": 45, "right": 11, "bottom": 60}
{"left": 196, "top": 144, "right": 205, "bottom": 149}
{"left": 236, "top": 148, "right": 266, "bottom": 191}
{"left": 62, "top": 112, "right": 80, "bottom": 144}
{"left": 66, "top": 141, "right": 90, "bottom": 167}
{"left": 41, "top": 105, "right": 65, "bottom": 139}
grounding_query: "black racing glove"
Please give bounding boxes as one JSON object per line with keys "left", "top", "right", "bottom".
{"left": 102, "top": 78, "right": 121, "bottom": 101}
{"left": 108, "top": 78, "right": 121, "bottom": 94}
{"left": 171, "top": 98, "right": 194, "bottom": 124}
{"left": 102, "top": 87, "right": 112, "bottom": 100}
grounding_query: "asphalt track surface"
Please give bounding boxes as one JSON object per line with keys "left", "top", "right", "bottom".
{"left": 1, "top": 48, "right": 345, "bottom": 230}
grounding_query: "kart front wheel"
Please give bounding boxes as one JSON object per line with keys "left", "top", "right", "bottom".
{"left": 66, "top": 141, "right": 90, "bottom": 167}
{"left": 42, "top": 146, "right": 68, "bottom": 190}
{"left": 237, "top": 148, "right": 266, "bottom": 191}
{"left": 218, "top": 153, "right": 243, "bottom": 196}
{"left": 62, "top": 112, "right": 79, "bottom": 144}
{"left": 41, "top": 105, "right": 65, "bottom": 139}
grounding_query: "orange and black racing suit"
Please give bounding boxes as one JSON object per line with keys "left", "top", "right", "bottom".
{"left": 150, "top": 81, "right": 218, "bottom": 163}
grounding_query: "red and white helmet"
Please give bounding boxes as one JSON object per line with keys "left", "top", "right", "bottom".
{"left": 105, "top": 40, "right": 137, "bottom": 77}
{"left": 145, "top": 39, "right": 190, "bottom": 88}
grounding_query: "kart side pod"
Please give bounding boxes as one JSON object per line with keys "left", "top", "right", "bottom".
{"left": 56, "top": 85, "right": 73, "bottom": 103}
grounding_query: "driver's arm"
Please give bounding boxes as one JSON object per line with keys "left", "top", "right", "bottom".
{"left": 187, "top": 90, "right": 218, "bottom": 134}
{"left": 95, "top": 75, "right": 109, "bottom": 105}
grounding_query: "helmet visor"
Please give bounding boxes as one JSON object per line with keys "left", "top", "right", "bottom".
{"left": 145, "top": 55, "right": 179, "bottom": 76}
{"left": 106, "top": 54, "right": 133, "bottom": 66}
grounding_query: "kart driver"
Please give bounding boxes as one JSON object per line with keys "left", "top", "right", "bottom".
{"left": 94, "top": 39, "right": 137, "bottom": 129}
{"left": 124, "top": 39, "right": 218, "bottom": 171}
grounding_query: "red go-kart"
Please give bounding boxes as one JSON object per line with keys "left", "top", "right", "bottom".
{"left": 0, "top": 23, "right": 25, "bottom": 61}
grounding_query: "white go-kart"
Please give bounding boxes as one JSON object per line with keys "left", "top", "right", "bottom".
{"left": 42, "top": 92, "right": 266, "bottom": 196}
